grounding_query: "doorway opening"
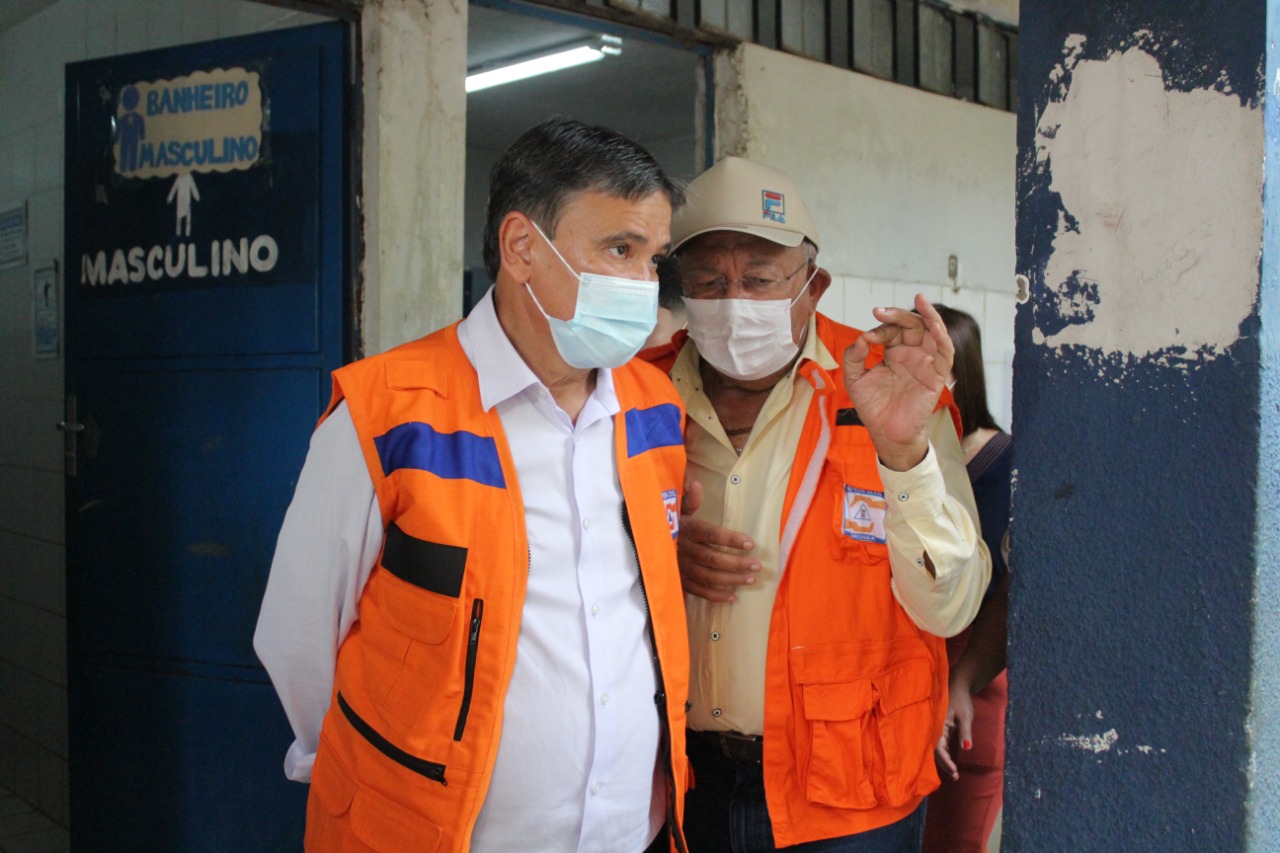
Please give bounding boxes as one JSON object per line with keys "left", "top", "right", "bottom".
{"left": 463, "top": 0, "right": 710, "bottom": 312}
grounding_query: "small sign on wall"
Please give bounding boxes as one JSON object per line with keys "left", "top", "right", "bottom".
{"left": 0, "top": 203, "right": 26, "bottom": 270}
{"left": 32, "top": 262, "right": 59, "bottom": 358}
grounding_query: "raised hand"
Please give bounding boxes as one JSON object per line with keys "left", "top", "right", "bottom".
{"left": 841, "top": 294, "right": 954, "bottom": 471}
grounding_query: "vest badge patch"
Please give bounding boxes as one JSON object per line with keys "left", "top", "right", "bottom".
{"left": 842, "top": 485, "right": 887, "bottom": 544}
{"left": 663, "top": 489, "right": 679, "bottom": 539}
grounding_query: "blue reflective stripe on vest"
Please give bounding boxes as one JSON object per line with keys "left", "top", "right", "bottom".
{"left": 625, "top": 403, "right": 683, "bottom": 458}
{"left": 374, "top": 422, "right": 506, "bottom": 488}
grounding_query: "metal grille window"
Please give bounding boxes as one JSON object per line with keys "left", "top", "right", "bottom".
{"left": 918, "top": 4, "right": 953, "bottom": 95}
{"left": 852, "top": 0, "right": 895, "bottom": 80}
{"left": 977, "top": 17, "right": 1012, "bottom": 109}
{"left": 519, "top": 0, "right": 1018, "bottom": 112}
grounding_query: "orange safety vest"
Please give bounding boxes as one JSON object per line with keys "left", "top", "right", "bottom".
{"left": 648, "top": 314, "right": 961, "bottom": 847}
{"left": 306, "top": 324, "right": 691, "bottom": 853}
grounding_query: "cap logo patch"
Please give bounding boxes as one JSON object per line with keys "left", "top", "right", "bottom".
{"left": 762, "top": 190, "right": 786, "bottom": 224}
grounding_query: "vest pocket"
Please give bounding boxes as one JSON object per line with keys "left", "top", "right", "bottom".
{"left": 374, "top": 571, "right": 458, "bottom": 645}
{"left": 801, "top": 679, "right": 879, "bottom": 809}
{"left": 310, "top": 740, "right": 358, "bottom": 817}
{"left": 365, "top": 570, "right": 459, "bottom": 729}
{"left": 310, "top": 732, "right": 445, "bottom": 852}
{"left": 870, "top": 659, "right": 937, "bottom": 805}
{"left": 799, "top": 656, "right": 936, "bottom": 810}
{"left": 349, "top": 781, "right": 445, "bottom": 852}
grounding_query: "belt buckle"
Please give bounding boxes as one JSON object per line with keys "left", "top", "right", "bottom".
{"left": 718, "top": 731, "right": 763, "bottom": 764}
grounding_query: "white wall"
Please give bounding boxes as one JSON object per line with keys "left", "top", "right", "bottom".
{"left": 0, "top": 0, "right": 325, "bottom": 825}
{"left": 715, "top": 43, "right": 1017, "bottom": 430}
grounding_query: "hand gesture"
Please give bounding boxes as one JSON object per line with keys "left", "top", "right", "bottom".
{"left": 841, "top": 294, "right": 953, "bottom": 471}
{"left": 676, "top": 480, "right": 760, "bottom": 602}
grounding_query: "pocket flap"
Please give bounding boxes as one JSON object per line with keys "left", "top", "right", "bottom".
{"left": 874, "top": 659, "right": 934, "bottom": 715}
{"left": 385, "top": 360, "right": 443, "bottom": 393}
{"left": 374, "top": 572, "right": 457, "bottom": 645}
{"left": 803, "top": 679, "right": 877, "bottom": 721}
{"left": 350, "top": 782, "right": 444, "bottom": 852}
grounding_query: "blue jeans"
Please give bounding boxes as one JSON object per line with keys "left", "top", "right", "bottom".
{"left": 684, "top": 732, "right": 926, "bottom": 853}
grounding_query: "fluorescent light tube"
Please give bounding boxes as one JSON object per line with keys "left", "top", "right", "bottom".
{"left": 466, "top": 45, "right": 607, "bottom": 93}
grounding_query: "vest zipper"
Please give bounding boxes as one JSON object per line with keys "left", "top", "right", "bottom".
{"left": 453, "top": 597, "right": 484, "bottom": 742}
{"left": 622, "top": 505, "right": 689, "bottom": 853}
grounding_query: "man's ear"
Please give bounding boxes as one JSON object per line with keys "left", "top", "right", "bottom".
{"left": 807, "top": 266, "right": 834, "bottom": 306}
{"left": 498, "top": 211, "right": 536, "bottom": 283}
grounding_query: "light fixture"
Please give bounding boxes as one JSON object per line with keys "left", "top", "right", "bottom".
{"left": 466, "top": 35, "right": 623, "bottom": 93}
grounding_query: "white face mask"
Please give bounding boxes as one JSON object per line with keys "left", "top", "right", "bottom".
{"left": 682, "top": 268, "right": 817, "bottom": 381}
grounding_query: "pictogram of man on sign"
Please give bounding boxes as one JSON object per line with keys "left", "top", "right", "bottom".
{"left": 117, "top": 86, "right": 145, "bottom": 173}
{"left": 167, "top": 172, "right": 200, "bottom": 236}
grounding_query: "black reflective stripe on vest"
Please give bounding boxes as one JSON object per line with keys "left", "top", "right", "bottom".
{"left": 337, "top": 692, "right": 447, "bottom": 785}
{"left": 382, "top": 521, "right": 467, "bottom": 598}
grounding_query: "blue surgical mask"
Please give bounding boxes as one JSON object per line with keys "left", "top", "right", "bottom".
{"left": 525, "top": 221, "right": 659, "bottom": 369}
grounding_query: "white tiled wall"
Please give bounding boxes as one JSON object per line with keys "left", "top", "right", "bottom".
{"left": 829, "top": 274, "right": 1017, "bottom": 432}
{"left": 0, "top": 0, "right": 325, "bottom": 827}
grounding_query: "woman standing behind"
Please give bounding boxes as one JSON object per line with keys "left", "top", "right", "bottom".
{"left": 922, "top": 305, "right": 1012, "bottom": 853}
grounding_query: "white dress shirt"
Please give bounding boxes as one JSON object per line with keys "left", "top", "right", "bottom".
{"left": 255, "top": 289, "right": 662, "bottom": 852}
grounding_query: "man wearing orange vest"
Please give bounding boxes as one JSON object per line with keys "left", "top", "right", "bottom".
{"left": 643, "top": 157, "right": 991, "bottom": 852}
{"left": 255, "top": 119, "right": 691, "bottom": 852}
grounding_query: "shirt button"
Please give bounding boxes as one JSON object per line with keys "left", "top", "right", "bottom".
{"left": 712, "top": 708, "right": 722, "bottom": 717}
{"left": 898, "top": 492, "right": 909, "bottom": 502}
{"left": 582, "top": 518, "right": 591, "bottom": 529}
{"left": 916, "top": 558, "right": 924, "bottom": 567}
{"left": 601, "top": 693, "right": 610, "bottom": 705}
{"left": 591, "top": 782, "right": 601, "bottom": 795}
{"left": 730, "top": 475, "right": 741, "bottom": 485}
{"left": 711, "top": 631, "right": 720, "bottom": 641}
{"left": 591, "top": 604, "right": 600, "bottom": 616}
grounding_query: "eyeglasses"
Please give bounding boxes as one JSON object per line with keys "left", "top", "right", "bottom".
{"left": 679, "top": 258, "right": 811, "bottom": 299}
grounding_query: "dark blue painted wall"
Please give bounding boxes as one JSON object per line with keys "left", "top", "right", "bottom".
{"left": 1011, "top": 1, "right": 1267, "bottom": 849}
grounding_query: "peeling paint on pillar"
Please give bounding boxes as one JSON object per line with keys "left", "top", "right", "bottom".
{"left": 1034, "top": 34, "right": 1261, "bottom": 364}
{"left": 1012, "top": 1, "right": 1269, "bottom": 849}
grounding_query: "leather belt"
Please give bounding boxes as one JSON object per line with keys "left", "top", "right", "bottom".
{"left": 689, "top": 729, "right": 764, "bottom": 764}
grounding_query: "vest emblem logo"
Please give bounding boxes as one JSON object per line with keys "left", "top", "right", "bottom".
{"left": 663, "top": 489, "right": 679, "bottom": 539}
{"left": 842, "top": 485, "right": 887, "bottom": 543}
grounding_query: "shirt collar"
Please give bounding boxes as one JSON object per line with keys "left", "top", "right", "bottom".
{"left": 457, "top": 286, "right": 620, "bottom": 414}
{"left": 798, "top": 313, "right": 839, "bottom": 372}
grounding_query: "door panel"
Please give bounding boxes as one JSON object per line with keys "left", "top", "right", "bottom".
{"left": 64, "top": 22, "right": 348, "bottom": 850}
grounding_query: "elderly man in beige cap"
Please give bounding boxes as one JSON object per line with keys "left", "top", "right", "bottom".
{"left": 643, "top": 157, "right": 990, "bottom": 852}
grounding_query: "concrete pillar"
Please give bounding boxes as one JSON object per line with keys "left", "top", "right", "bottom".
{"left": 1012, "top": 0, "right": 1278, "bottom": 848}
{"left": 359, "top": 0, "right": 466, "bottom": 354}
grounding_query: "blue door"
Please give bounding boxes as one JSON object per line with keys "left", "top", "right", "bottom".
{"left": 63, "top": 22, "right": 348, "bottom": 850}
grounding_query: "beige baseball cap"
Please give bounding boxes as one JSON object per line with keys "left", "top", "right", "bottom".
{"left": 671, "top": 156, "right": 820, "bottom": 253}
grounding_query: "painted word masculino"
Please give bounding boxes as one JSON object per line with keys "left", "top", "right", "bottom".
{"left": 80, "top": 236, "right": 279, "bottom": 286}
